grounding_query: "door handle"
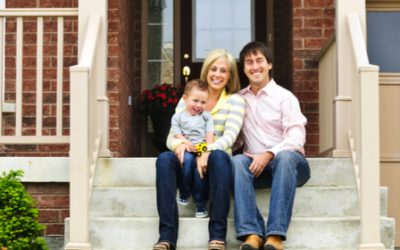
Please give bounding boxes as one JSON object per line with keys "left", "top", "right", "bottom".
{"left": 182, "top": 66, "right": 191, "bottom": 83}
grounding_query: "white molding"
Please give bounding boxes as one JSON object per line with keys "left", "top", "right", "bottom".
{"left": 0, "top": 8, "right": 78, "bottom": 17}
{"left": 0, "top": 157, "right": 69, "bottom": 182}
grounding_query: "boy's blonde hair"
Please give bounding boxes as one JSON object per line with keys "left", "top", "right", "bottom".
{"left": 183, "top": 79, "right": 208, "bottom": 96}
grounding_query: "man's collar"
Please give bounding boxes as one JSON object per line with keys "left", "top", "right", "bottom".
{"left": 240, "top": 79, "right": 276, "bottom": 95}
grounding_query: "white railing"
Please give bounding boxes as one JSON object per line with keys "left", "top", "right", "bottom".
{"left": 319, "top": 8, "right": 384, "bottom": 250}
{"left": 0, "top": 8, "right": 78, "bottom": 144}
{"left": 65, "top": 13, "right": 108, "bottom": 250}
{"left": 346, "top": 13, "right": 384, "bottom": 250}
{"left": 317, "top": 35, "right": 336, "bottom": 156}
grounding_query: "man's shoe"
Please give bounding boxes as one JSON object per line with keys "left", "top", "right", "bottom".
{"left": 240, "top": 234, "right": 263, "bottom": 250}
{"left": 264, "top": 235, "right": 283, "bottom": 250}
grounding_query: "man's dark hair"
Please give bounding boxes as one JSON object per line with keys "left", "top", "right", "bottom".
{"left": 239, "top": 41, "right": 273, "bottom": 77}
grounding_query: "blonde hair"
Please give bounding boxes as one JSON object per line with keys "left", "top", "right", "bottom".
{"left": 200, "top": 49, "right": 241, "bottom": 94}
{"left": 183, "top": 79, "right": 208, "bottom": 95}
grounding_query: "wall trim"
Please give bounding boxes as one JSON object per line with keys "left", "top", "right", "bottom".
{"left": 367, "top": 0, "right": 400, "bottom": 10}
{"left": 0, "top": 157, "right": 69, "bottom": 182}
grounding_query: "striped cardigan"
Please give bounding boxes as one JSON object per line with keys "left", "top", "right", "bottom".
{"left": 167, "top": 90, "right": 245, "bottom": 155}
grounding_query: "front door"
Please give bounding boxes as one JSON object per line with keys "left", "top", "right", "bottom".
{"left": 178, "top": 0, "right": 273, "bottom": 87}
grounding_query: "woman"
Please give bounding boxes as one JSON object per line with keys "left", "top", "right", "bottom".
{"left": 153, "top": 49, "right": 245, "bottom": 250}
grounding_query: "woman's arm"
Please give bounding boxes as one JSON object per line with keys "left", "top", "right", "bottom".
{"left": 166, "top": 99, "right": 186, "bottom": 151}
{"left": 208, "top": 94, "right": 245, "bottom": 151}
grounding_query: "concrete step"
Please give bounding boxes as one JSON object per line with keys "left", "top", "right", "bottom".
{"left": 76, "top": 157, "right": 395, "bottom": 250}
{"left": 65, "top": 217, "right": 395, "bottom": 250}
{"left": 90, "top": 186, "right": 389, "bottom": 218}
{"left": 94, "top": 158, "right": 355, "bottom": 188}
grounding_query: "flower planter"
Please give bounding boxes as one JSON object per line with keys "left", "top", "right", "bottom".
{"left": 149, "top": 111, "right": 174, "bottom": 152}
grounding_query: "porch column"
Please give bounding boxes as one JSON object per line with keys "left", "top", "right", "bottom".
{"left": 334, "top": 0, "right": 366, "bottom": 157}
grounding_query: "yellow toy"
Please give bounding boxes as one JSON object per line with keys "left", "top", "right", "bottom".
{"left": 195, "top": 142, "right": 208, "bottom": 156}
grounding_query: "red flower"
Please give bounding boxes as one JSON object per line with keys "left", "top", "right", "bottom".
{"left": 138, "top": 82, "right": 182, "bottom": 113}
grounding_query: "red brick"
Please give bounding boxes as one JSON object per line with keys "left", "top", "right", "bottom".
{"left": 294, "top": 9, "right": 324, "bottom": 18}
{"left": 294, "top": 28, "right": 322, "bottom": 38}
{"left": 38, "top": 144, "right": 69, "bottom": 152}
{"left": 7, "top": 0, "right": 36, "bottom": 8}
{"left": 293, "top": 0, "right": 303, "bottom": 8}
{"left": 44, "top": 224, "right": 64, "bottom": 236}
{"left": 39, "top": 209, "right": 60, "bottom": 223}
{"left": 293, "top": 59, "right": 304, "bottom": 70}
{"left": 37, "top": 195, "right": 69, "bottom": 208}
{"left": 304, "top": 18, "right": 325, "bottom": 28}
{"left": 305, "top": 0, "right": 327, "bottom": 8}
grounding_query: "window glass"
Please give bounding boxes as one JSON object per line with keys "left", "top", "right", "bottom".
{"left": 147, "top": 0, "right": 174, "bottom": 87}
{"left": 367, "top": 11, "right": 400, "bottom": 72}
{"left": 194, "top": 0, "right": 252, "bottom": 60}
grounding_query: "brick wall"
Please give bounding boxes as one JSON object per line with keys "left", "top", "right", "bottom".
{"left": 108, "top": 0, "right": 141, "bottom": 157}
{"left": 25, "top": 183, "right": 69, "bottom": 236}
{"left": 292, "top": 0, "right": 335, "bottom": 156}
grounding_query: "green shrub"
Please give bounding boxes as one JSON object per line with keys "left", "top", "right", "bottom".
{"left": 0, "top": 170, "right": 48, "bottom": 250}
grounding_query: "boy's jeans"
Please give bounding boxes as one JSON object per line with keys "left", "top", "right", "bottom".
{"left": 233, "top": 150, "right": 310, "bottom": 240}
{"left": 178, "top": 151, "right": 209, "bottom": 207}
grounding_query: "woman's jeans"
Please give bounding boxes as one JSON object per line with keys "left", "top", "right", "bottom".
{"left": 178, "top": 152, "right": 209, "bottom": 207}
{"left": 233, "top": 150, "right": 311, "bottom": 241}
{"left": 156, "top": 150, "right": 232, "bottom": 246}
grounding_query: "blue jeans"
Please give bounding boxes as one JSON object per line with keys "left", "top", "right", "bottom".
{"left": 156, "top": 150, "right": 232, "bottom": 247}
{"left": 233, "top": 150, "right": 310, "bottom": 241}
{"left": 178, "top": 151, "right": 208, "bottom": 207}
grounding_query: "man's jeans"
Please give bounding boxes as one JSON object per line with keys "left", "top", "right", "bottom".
{"left": 178, "top": 151, "right": 209, "bottom": 207}
{"left": 233, "top": 150, "right": 310, "bottom": 240}
{"left": 156, "top": 150, "right": 232, "bottom": 246}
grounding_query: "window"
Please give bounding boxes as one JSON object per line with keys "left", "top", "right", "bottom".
{"left": 367, "top": 11, "right": 400, "bottom": 72}
{"left": 147, "top": 0, "right": 174, "bottom": 87}
{"left": 194, "top": 0, "right": 252, "bottom": 60}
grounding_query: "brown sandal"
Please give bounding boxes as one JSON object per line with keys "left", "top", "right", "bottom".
{"left": 153, "top": 241, "right": 174, "bottom": 250}
{"left": 208, "top": 240, "right": 225, "bottom": 250}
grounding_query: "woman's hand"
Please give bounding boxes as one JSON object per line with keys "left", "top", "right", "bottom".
{"left": 196, "top": 151, "right": 210, "bottom": 179}
{"left": 174, "top": 143, "right": 187, "bottom": 166}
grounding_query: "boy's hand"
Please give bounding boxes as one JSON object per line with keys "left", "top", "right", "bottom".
{"left": 182, "top": 140, "right": 196, "bottom": 152}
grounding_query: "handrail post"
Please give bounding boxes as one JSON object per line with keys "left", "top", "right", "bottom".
{"left": 358, "top": 66, "right": 384, "bottom": 250}
{"left": 65, "top": 66, "right": 92, "bottom": 250}
{"left": 78, "top": 0, "right": 110, "bottom": 157}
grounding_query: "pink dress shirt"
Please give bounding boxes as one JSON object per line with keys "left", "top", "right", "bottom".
{"left": 239, "top": 79, "right": 307, "bottom": 156}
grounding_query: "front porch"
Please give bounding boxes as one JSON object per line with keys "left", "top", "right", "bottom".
{"left": 0, "top": 0, "right": 397, "bottom": 249}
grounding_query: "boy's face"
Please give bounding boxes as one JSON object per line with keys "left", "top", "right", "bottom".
{"left": 183, "top": 87, "right": 208, "bottom": 116}
{"left": 243, "top": 50, "right": 272, "bottom": 87}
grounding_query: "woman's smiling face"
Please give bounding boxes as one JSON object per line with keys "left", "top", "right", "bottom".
{"left": 206, "top": 58, "right": 230, "bottom": 92}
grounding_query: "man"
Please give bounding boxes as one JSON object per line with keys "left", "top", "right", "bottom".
{"left": 233, "top": 41, "right": 311, "bottom": 250}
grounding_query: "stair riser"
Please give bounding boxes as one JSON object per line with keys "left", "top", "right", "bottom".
{"left": 90, "top": 187, "right": 388, "bottom": 218}
{"left": 65, "top": 217, "right": 395, "bottom": 249}
{"left": 94, "top": 158, "right": 355, "bottom": 188}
